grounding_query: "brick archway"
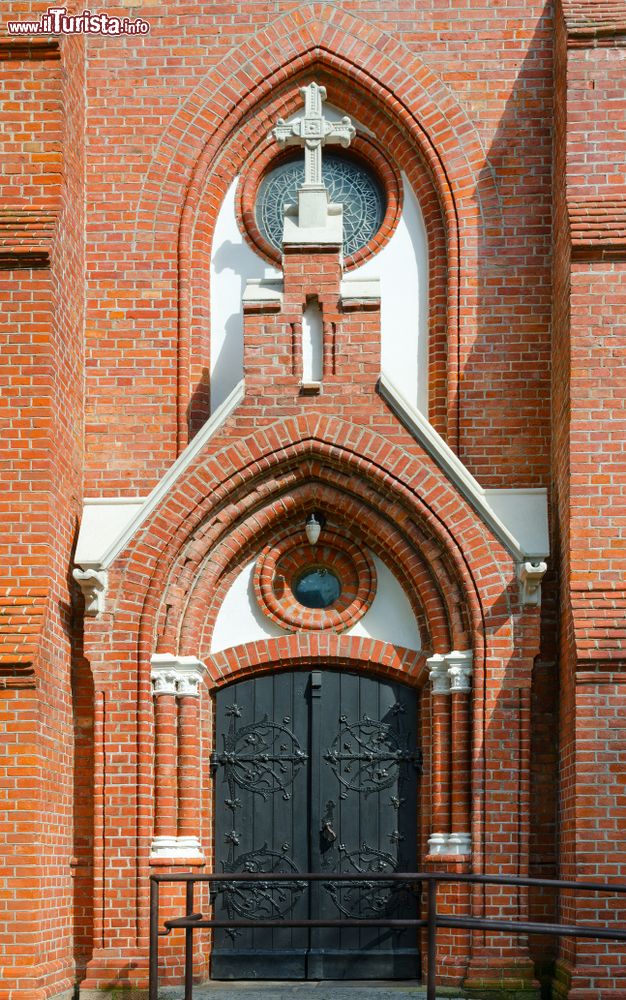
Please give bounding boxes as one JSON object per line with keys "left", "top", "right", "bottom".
{"left": 88, "top": 417, "right": 538, "bottom": 992}
{"left": 203, "top": 635, "right": 425, "bottom": 689}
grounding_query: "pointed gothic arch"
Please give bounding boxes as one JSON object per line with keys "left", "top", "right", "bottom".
{"left": 131, "top": 4, "right": 503, "bottom": 453}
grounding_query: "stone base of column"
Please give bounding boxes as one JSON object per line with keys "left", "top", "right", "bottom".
{"left": 552, "top": 958, "right": 626, "bottom": 1000}
{"left": 447, "top": 831, "right": 471, "bottom": 855}
{"left": 427, "top": 831, "right": 450, "bottom": 855}
{"left": 427, "top": 831, "right": 471, "bottom": 855}
{"left": 80, "top": 949, "right": 148, "bottom": 998}
{"left": 464, "top": 956, "right": 540, "bottom": 998}
{"left": 149, "top": 835, "right": 203, "bottom": 860}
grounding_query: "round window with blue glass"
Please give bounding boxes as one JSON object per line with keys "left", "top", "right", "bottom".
{"left": 256, "top": 153, "right": 386, "bottom": 257}
{"left": 293, "top": 567, "right": 342, "bottom": 609}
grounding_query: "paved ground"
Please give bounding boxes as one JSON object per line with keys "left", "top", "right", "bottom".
{"left": 160, "top": 984, "right": 469, "bottom": 1000}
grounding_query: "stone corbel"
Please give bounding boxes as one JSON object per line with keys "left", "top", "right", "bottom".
{"left": 518, "top": 560, "right": 548, "bottom": 606}
{"left": 72, "top": 568, "right": 108, "bottom": 616}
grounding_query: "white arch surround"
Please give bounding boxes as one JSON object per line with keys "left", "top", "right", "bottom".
{"left": 210, "top": 554, "right": 422, "bottom": 654}
{"left": 351, "top": 174, "right": 429, "bottom": 415}
{"left": 210, "top": 178, "right": 279, "bottom": 412}
{"left": 209, "top": 168, "right": 429, "bottom": 416}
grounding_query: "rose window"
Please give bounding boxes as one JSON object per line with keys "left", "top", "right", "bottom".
{"left": 256, "top": 153, "right": 386, "bottom": 256}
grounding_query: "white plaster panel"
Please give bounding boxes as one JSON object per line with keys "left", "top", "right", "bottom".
{"left": 75, "top": 498, "right": 144, "bottom": 566}
{"left": 351, "top": 174, "right": 428, "bottom": 415}
{"left": 484, "top": 489, "right": 550, "bottom": 559}
{"left": 210, "top": 554, "right": 421, "bottom": 654}
{"left": 302, "top": 297, "right": 323, "bottom": 382}
{"left": 348, "top": 556, "right": 421, "bottom": 650}
{"left": 210, "top": 560, "right": 285, "bottom": 653}
{"left": 210, "top": 177, "right": 279, "bottom": 413}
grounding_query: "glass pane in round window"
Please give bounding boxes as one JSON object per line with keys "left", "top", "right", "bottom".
{"left": 256, "top": 153, "right": 386, "bottom": 257}
{"left": 293, "top": 567, "right": 342, "bottom": 609}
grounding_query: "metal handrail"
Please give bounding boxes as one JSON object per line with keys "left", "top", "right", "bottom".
{"left": 149, "top": 870, "right": 626, "bottom": 1000}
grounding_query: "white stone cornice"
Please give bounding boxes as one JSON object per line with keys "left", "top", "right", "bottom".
{"left": 72, "top": 568, "right": 108, "bottom": 616}
{"left": 151, "top": 654, "right": 207, "bottom": 698}
{"left": 426, "top": 653, "right": 450, "bottom": 695}
{"left": 378, "top": 375, "right": 550, "bottom": 563}
{"left": 518, "top": 560, "right": 548, "bottom": 606}
{"left": 446, "top": 649, "right": 473, "bottom": 693}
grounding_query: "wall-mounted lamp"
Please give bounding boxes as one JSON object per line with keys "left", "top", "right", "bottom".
{"left": 305, "top": 511, "right": 326, "bottom": 546}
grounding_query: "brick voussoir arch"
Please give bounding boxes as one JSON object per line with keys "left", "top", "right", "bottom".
{"left": 114, "top": 417, "right": 515, "bottom": 670}
{"left": 111, "top": 421, "right": 512, "bottom": 943}
{"left": 171, "top": 484, "right": 453, "bottom": 659}
{"left": 204, "top": 635, "right": 427, "bottom": 689}
{"left": 137, "top": 5, "right": 493, "bottom": 235}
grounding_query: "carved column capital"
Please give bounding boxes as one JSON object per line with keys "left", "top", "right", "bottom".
{"left": 150, "top": 654, "right": 206, "bottom": 698}
{"left": 151, "top": 668, "right": 178, "bottom": 696}
{"left": 427, "top": 653, "right": 450, "bottom": 695}
{"left": 446, "top": 649, "right": 473, "bottom": 693}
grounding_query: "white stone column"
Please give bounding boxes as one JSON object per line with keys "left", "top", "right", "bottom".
{"left": 447, "top": 650, "right": 473, "bottom": 856}
{"left": 150, "top": 654, "right": 206, "bottom": 860}
{"left": 427, "top": 653, "right": 452, "bottom": 855}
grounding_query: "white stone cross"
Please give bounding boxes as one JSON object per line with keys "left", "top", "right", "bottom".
{"left": 273, "top": 83, "right": 355, "bottom": 187}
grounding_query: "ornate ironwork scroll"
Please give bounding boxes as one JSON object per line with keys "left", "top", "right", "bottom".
{"left": 212, "top": 844, "right": 306, "bottom": 940}
{"left": 322, "top": 841, "right": 420, "bottom": 920}
{"left": 212, "top": 703, "right": 308, "bottom": 938}
{"left": 212, "top": 703, "right": 308, "bottom": 802}
{"left": 323, "top": 703, "right": 423, "bottom": 798}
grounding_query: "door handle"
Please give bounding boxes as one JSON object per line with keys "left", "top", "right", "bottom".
{"left": 321, "top": 819, "right": 337, "bottom": 843}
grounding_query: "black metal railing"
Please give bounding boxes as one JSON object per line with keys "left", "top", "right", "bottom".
{"left": 149, "top": 870, "right": 626, "bottom": 1000}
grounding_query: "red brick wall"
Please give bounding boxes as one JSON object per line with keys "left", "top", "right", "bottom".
{"left": 0, "top": 26, "right": 85, "bottom": 1000}
{"left": 78, "top": 1, "right": 553, "bottom": 494}
{"left": 13, "top": 1, "right": 626, "bottom": 997}
{"left": 553, "top": 3, "right": 626, "bottom": 996}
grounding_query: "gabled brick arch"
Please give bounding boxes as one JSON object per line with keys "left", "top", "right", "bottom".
{"left": 107, "top": 418, "right": 516, "bottom": 681}
{"left": 132, "top": 3, "right": 502, "bottom": 451}
{"left": 163, "top": 480, "right": 457, "bottom": 658}
{"left": 98, "top": 419, "right": 529, "bottom": 954}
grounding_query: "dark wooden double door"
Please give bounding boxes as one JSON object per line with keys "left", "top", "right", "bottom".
{"left": 211, "top": 669, "right": 422, "bottom": 980}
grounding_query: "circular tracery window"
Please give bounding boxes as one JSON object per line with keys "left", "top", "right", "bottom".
{"left": 256, "top": 153, "right": 386, "bottom": 257}
{"left": 253, "top": 530, "right": 377, "bottom": 632}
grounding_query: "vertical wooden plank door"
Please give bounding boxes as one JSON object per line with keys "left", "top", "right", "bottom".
{"left": 211, "top": 670, "right": 421, "bottom": 980}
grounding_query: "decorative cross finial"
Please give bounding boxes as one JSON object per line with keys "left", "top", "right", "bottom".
{"left": 273, "top": 83, "right": 355, "bottom": 188}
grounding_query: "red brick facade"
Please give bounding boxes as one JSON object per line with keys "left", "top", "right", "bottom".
{"left": 1, "top": 2, "right": 625, "bottom": 998}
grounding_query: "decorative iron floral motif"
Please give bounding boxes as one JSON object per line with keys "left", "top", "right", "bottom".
{"left": 322, "top": 841, "right": 419, "bottom": 920}
{"left": 212, "top": 703, "right": 308, "bottom": 802}
{"left": 324, "top": 705, "right": 423, "bottom": 799}
{"left": 212, "top": 844, "right": 306, "bottom": 940}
